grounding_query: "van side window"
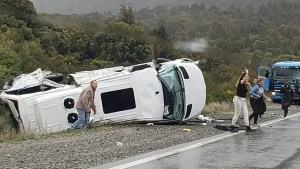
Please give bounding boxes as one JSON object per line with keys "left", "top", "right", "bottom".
{"left": 179, "top": 66, "right": 189, "bottom": 79}
{"left": 101, "top": 88, "right": 136, "bottom": 114}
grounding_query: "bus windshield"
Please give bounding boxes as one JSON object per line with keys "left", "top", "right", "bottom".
{"left": 272, "top": 67, "right": 300, "bottom": 78}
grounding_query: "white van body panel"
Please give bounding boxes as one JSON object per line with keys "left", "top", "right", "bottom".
{"left": 85, "top": 68, "right": 164, "bottom": 122}
{"left": 177, "top": 63, "right": 206, "bottom": 120}
{"left": 33, "top": 88, "right": 82, "bottom": 133}
{"left": 0, "top": 86, "right": 80, "bottom": 133}
{"left": 95, "top": 74, "right": 138, "bottom": 122}
{"left": 132, "top": 68, "right": 164, "bottom": 120}
{"left": 159, "top": 59, "right": 206, "bottom": 120}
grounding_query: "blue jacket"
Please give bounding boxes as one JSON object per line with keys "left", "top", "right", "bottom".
{"left": 249, "top": 85, "right": 264, "bottom": 99}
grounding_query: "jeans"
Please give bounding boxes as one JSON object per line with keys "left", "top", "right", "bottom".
{"left": 69, "top": 108, "right": 90, "bottom": 129}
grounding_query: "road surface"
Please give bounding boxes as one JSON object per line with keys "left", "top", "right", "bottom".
{"left": 94, "top": 113, "right": 300, "bottom": 169}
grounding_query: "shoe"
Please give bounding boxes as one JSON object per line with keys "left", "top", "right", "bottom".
{"left": 228, "top": 125, "right": 239, "bottom": 132}
{"left": 232, "top": 124, "right": 241, "bottom": 128}
{"left": 282, "top": 107, "right": 289, "bottom": 117}
{"left": 246, "top": 126, "right": 255, "bottom": 132}
{"left": 250, "top": 124, "right": 260, "bottom": 129}
{"left": 252, "top": 124, "right": 260, "bottom": 128}
{"left": 67, "top": 127, "right": 74, "bottom": 131}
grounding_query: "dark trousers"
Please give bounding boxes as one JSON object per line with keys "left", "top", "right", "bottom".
{"left": 249, "top": 112, "right": 259, "bottom": 124}
{"left": 249, "top": 97, "right": 265, "bottom": 124}
{"left": 282, "top": 105, "right": 289, "bottom": 117}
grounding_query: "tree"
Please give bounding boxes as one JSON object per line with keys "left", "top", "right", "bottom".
{"left": 136, "top": 7, "right": 153, "bottom": 20}
{"left": 118, "top": 3, "right": 135, "bottom": 25}
{"left": 18, "top": 41, "right": 46, "bottom": 72}
{"left": 104, "top": 20, "right": 144, "bottom": 39}
{"left": 0, "top": 45, "right": 21, "bottom": 85}
{"left": 0, "top": 0, "right": 36, "bottom": 22}
{"left": 152, "top": 25, "right": 169, "bottom": 40}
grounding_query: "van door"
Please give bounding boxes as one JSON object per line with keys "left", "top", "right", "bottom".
{"left": 34, "top": 98, "right": 68, "bottom": 133}
{"left": 99, "top": 76, "right": 139, "bottom": 122}
{"left": 133, "top": 68, "right": 164, "bottom": 120}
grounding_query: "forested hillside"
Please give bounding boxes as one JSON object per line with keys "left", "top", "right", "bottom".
{"left": 30, "top": 0, "right": 299, "bottom": 14}
{"left": 1, "top": 0, "right": 300, "bottom": 102}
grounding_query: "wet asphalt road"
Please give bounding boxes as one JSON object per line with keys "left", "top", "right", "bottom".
{"left": 95, "top": 113, "right": 300, "bottom": 169}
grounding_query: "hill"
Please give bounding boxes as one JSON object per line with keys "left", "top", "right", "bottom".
{"left": 30, "top": 0, "right": 299, "bottom": 14}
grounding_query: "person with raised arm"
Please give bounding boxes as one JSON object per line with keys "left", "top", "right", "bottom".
{"left": 229, "top": 68, "right": 254, "bottom": 132}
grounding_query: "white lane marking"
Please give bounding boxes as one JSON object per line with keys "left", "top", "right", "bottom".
{"left": 260, "top": 112, "right": 300, "bottom": 127}
{"left": 108, "top": 132, "right": 238, "bottom": 169}
{"left": 107, "top": 112, "right": 300, "bottom": 169}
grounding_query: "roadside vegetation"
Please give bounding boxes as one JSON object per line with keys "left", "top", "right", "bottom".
{"left": 203, "top": 101, "right": 233, "bottom": 115}
{"left": 0, "top": 0, "right": 299, "bottom": 139}
{"left": 0, "top": 117, "right": 115, "bottom": 143}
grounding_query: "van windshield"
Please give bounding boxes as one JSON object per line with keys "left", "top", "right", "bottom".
{"left": 157, "top": 65, "right": 185, "bottom": 121}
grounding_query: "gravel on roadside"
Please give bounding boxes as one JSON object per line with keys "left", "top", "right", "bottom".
{"left": 0, "top": 104, "right": 298, "bottom": 169}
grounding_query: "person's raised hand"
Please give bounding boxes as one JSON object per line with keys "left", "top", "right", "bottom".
{"left": 244, "top": 67, "right": 249, "bottom": 74}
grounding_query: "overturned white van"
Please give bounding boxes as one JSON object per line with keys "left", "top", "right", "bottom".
{"left": 0, "top": 58, "right": 206, "bottom": 134}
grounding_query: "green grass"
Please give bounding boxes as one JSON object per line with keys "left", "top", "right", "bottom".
{"left": 203, "top": 101, "right": 234, "bottom": 115}
{"left": 0, "top": 124, "right": 115, "bottom": 143}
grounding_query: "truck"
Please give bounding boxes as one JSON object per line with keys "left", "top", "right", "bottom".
{"left": 0, "top": 58, "right": 206, "bottom": 134}
{"left": 258, "top": 61, "right": 300, "bottom": 103}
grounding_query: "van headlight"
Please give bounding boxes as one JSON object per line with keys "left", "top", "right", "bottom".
{"left": 271, "top": 92, "right": 276, "bottom": 96}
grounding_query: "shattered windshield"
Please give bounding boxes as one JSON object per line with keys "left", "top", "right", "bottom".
{"left": 273, "top": 67, "right": 300, "bottom": 78}
{"left": 157, "top": 65, "right": 185, "bottom": 121}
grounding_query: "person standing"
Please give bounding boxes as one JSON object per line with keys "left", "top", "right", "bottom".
{"left": 280, "top": 82, "right": 294, "bottom": 117}
{"left": 229, "top": 68, "right": 254, "bottom": 132}
{"left": 264, "top": 70, "right": 270, "bottom": 78}
{"left": 69, "top": 80, "right": 97, "bottom": 130}
{"left": 249, "top": 78, "right": 271, "bottom": 128}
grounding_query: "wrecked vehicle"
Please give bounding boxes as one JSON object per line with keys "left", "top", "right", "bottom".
{"left": 0, "top": 58, "right": 206, "bottom": 134}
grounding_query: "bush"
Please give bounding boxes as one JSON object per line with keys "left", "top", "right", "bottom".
{"left": 203, "top": 101, "right": 234, "bottom": 115}
{"left": 0, "top": 105, "right": 16, "bottom": 134}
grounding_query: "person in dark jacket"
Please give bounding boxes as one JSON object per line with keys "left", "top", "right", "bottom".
{"left": 280, "top": 82, "right": 294, "bottom": 117}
